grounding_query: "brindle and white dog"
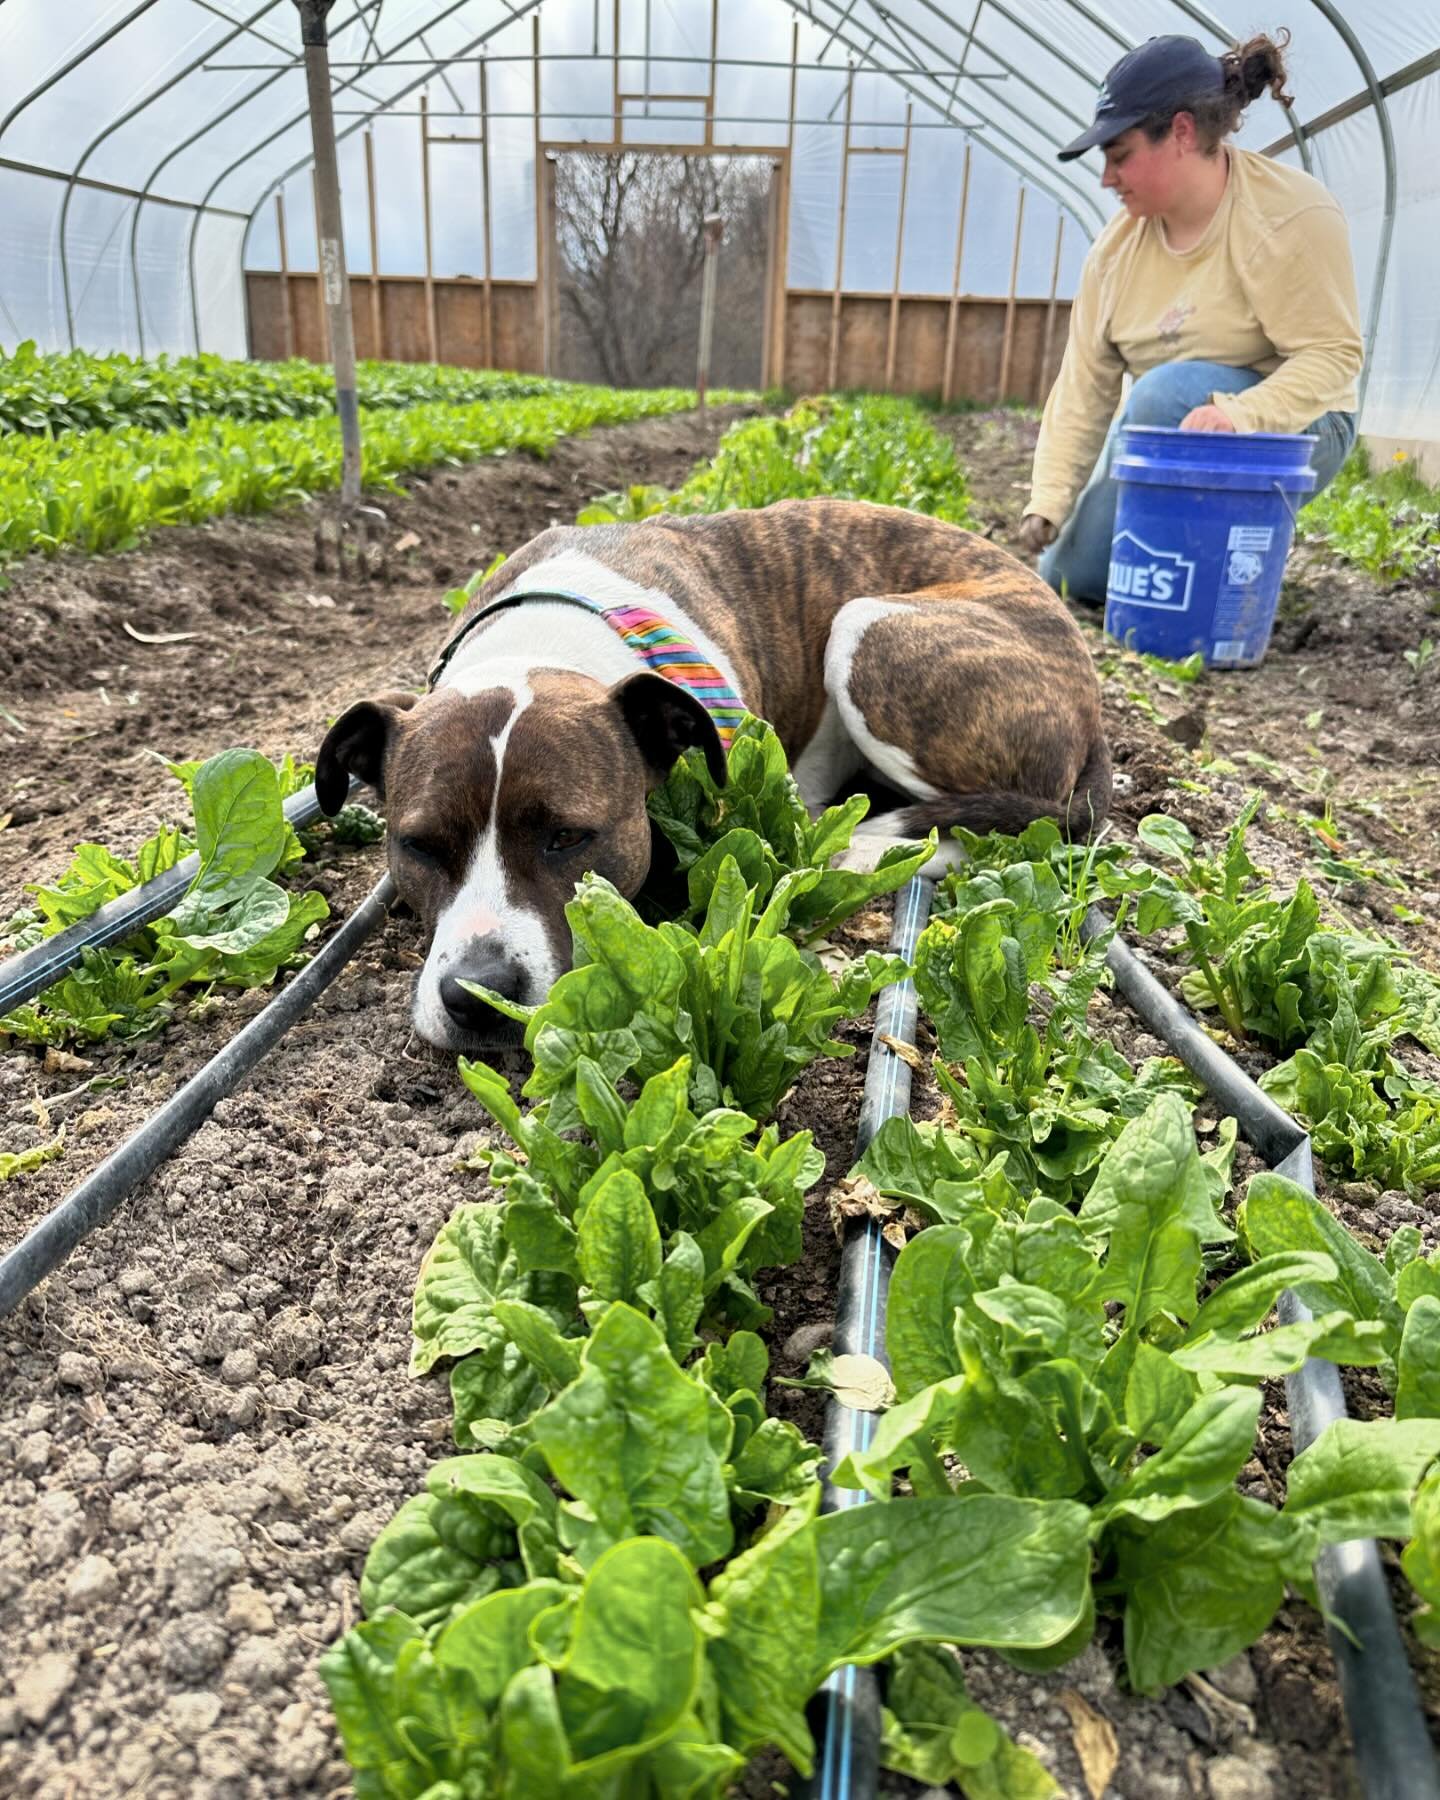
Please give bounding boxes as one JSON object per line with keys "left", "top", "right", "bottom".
{"left": 315, "top": 497, "right": 1110, "bottom": 1052}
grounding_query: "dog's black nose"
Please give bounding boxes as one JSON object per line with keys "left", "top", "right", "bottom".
{"left": 440, "top": 953, "right": 525, "bottom": 1029}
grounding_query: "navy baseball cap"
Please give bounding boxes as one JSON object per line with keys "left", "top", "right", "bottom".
{"left": 1058, "top": 35, "right": 1225, "bottom": 160}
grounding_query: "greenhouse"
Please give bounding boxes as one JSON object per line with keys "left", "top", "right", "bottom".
{"left": 3, "top": 5, "right": 1440, "bottom": 1800}
{"left": 2, "top": 1, "right": 1436, "bottom": 455}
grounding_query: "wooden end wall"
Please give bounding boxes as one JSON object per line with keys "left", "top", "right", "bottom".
{"left": 245, "top": 270, "right": 1067, "bottom": 407}
{"left": 245, "top": 272, "right": 541, "bottom": 370}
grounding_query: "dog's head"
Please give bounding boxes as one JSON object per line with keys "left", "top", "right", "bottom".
{"left": 316, "top": 669, "right": 725, "bottom": 1051}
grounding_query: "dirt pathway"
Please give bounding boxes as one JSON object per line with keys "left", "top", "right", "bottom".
{"left": 1, "top": 403, "right": 1435, "bottom": 1799}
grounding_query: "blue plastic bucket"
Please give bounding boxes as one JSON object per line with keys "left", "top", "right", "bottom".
{"left": 1104, "top": 424, "right": 1317, "bottom": 668}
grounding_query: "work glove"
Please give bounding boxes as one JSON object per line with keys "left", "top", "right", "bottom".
{"left": 1017, "top": 513, "right": 1058, "bottom": 556}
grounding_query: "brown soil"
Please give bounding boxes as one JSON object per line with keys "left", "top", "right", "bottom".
{"left": 0, "top": 404, "right": 755, "bottom": 903}
{"left": 2, "top": 401, "right": 1437, "bottom": 1800}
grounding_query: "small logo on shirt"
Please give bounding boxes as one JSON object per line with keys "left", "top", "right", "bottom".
{"left": 1157, "top": 300, "right": 1197, "bottom": 346}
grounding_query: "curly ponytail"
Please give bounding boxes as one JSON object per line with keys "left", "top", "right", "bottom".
{"left": 1141, "top": 29, "right": 1293, "bottom": 156}
{"left": 1221, "top": 31, "right": 1294, "bottom": 108}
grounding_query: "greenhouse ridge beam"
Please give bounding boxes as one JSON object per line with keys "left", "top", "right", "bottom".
{"left": 204, "top": 54, "right": 1013, "bottom": 75}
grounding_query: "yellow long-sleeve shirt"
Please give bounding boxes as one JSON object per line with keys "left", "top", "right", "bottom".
{"left": 1028, "top": 146, "right": 1363, "bottom": 529}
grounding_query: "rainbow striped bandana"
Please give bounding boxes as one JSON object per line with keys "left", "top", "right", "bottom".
{"left": 428, "top": 586, "right": 747, "bottom": 748}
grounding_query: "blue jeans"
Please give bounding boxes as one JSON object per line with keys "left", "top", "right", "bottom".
{"left": 1039, "top": 360, "right": 1358, "bottom": 604}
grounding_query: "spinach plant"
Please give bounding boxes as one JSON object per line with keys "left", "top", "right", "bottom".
{"left": 464, "top": 863, "right": 905, "bottom": 1128}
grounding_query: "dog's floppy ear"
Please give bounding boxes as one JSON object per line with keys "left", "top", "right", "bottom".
{"left": 315, "top": 689, "right": 421, "bottom": 815}
{"left": 613, "top": 672, "right": 727, "bottom": 787}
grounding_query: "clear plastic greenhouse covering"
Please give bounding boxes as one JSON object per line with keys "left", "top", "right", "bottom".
{"left": 0, "top": 0, "right": 1436, "bottom": 445}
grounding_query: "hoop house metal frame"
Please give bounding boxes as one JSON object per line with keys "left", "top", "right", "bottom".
{"left": 0, "top": 0, "right": 1423, "bottom": 435}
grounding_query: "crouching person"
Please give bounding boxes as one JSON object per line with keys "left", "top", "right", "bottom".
{"left": 1019, "top": 30, "right": 1362, "bottom": 605}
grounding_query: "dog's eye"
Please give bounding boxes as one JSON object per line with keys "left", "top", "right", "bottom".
{"left": 546, "top": 827, "right": 593, "bottom": 856}
{"left": 396, "top": 835, "right": 443, "bottom": 865}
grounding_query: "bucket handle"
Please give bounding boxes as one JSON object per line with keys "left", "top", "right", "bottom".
{"left": 1272, "top": 481, "right": 1304, "bottom": 532}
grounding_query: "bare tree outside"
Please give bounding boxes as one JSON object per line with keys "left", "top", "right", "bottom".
{"left": 553, "top": 152, "right": 774, "bottom": 390}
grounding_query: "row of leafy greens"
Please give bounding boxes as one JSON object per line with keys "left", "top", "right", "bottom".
{"left": 0, "top": 748, "right": 373, "bottom": 1048}
{"left": 322, "top": 726, "right": 1096, "bottom": 1798}
{"left": 839, "top": 806, "right": 1440, "bottom": 1697}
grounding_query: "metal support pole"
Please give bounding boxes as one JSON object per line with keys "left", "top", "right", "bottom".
{"left": 293, "top": 0, "right": 362, "bottom": 508}
{"left": 696, "top": 211, "right": 724, "bottom": 407}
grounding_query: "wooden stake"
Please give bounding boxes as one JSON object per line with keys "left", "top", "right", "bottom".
{"left": 826, "top": 69, "right": 854, "bottom": 393}
{"left": 885, "top": 104, "right": 913, "bottom": 392}
{"left": 420, "top": 93, "right": 438, "bottom": 362}
{"left": 941, "top": 140, "right": 971, "bottom": 406}
{"left": 997, "top": 183, "right": 1025, "bottom": 404}
{"left": 364, "top": 128, "right": 382, "bottom": 361}
{"left": 276, "top": 191, "right": 295, "bottom": 360}
{"left": 1039, "top": 213, "right": 1064, "bottom": 402}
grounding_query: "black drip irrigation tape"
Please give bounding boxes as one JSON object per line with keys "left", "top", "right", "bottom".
{"left": 0, "top": 777, "right": 361, "bottom": 1018}
{"left": 799, "top": 874, "right": 935, "bottom": 1800}
{"left": 1086, "top": 906, "right": 1440, "bottom": 1800}
{"left": 0, "top": 874, "right": 396, "bottom": 1319}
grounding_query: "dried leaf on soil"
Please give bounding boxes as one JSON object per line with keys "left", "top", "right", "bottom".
{"left": 1058, "top": 1688, "right": 1118, "bottom": 1799}
{"left": 878, "top": 1031, "right": 927, "bottom": 1072}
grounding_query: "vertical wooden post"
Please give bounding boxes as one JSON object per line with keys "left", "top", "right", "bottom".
{"left": 276, "top": 191, "right": 295, "bottom": 360}
{"left": 997, "top": 183, "right": 1025, "bottom": 404}
{"left": 941, "top": 140, "right": 971, "bottom": 406}
{"left": 767, "top": 22, "right": 798, "bottom": 392}
{"left": 364, "top": 128, "right": 382, "bottom": 362}
{"left": 884, "top": 103, "right": 913, "bottom": 393}
{"left": 544, "top": 154, "right": 559, "bottom": 376}
{"left": 760, "top": 166, "right": 779, "bottom": 389}
{"left": 612, "top": 0, "right": 621, "bottom": 141}
{"left": 533, "top": 15, "right": 550, "bottom": 375}
{"left": 826, "top": 69, "right": 854, "bottom": 393}
{"left": 310, "top": 167, "right": 331, "bottom": 361}
{"left": 1039, "top": 213, "right": 1065, "bottom": 402}
{"left": 705, "top": 0, "right": 718, "bottom": 146}
{"left": 420, "top": 91, "right": 438, "bottom": 363}
{"left": 480, "top": 58, "right": 496, "bottom": 368}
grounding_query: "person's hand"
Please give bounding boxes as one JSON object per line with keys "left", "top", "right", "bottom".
{"left": 1180, "top": 404, "right": 1237, "bottom": 432}
{"left": 1017, "top": 513, "right": 1058, "bottom": 555}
